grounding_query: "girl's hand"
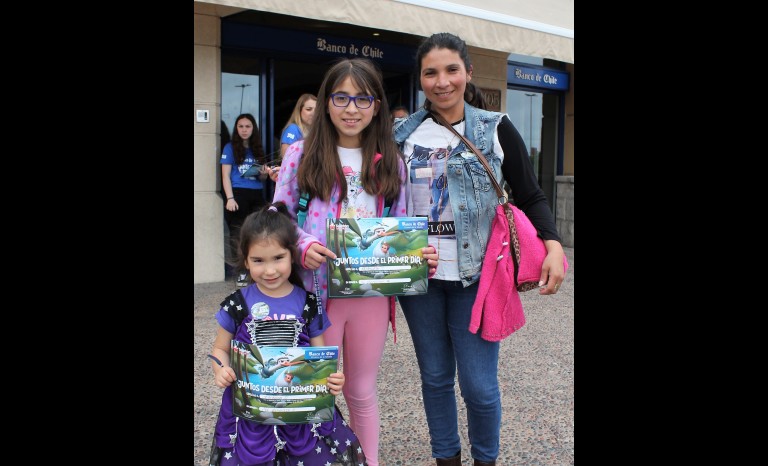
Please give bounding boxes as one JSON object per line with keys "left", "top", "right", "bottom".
{"left": 214, "top": 366, "right": 236, "bottom": 389}
{"left": 268, "top": 166, "right": 279, "bottom": 182}
{"left": 226, "top": 198, "right": 238, "bottom": 212}
{"left": 304, "top": 243, "right": 336, "bottom": 270}
{"left": 326, "top": 371, "right": 345, "bottom": 395}
{"left": 423, "top": 245, "right": 439, "bottom": 277}
{"left": 258, "top": 164, "right": 269, "bottom": 180}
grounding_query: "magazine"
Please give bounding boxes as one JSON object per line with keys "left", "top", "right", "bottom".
{"left": 230, "top": 342, "right": 339, "bottom": 424}
{"left": 326, "top": 217, "right": 429, "bottom": 298}
{"left": 240, "top": 163, "right": 263, "bottom": 179}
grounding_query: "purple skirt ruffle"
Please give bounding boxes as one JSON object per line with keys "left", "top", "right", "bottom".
{"left": 211, "top": 386, "right": 366, "bottom": 465}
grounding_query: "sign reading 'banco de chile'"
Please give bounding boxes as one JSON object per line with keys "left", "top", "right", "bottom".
{"left": 222, "top": 21, "right": 415, "bottom": 70}
{"left": 315, "top": 38, "right": 384, "bottom": 59}
{"left": 507, "top": 64, "right": 569, "bottom": 91}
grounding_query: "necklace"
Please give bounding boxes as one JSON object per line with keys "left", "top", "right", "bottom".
{"left": 430, "top": 112, "right": 464, "bottom": 152}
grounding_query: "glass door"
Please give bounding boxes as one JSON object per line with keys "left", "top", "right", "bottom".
{"left": 506, "top": 90, "right": 542, "bottom": 179}
{"left": 506, "top": 89, "right": 558, "bottom": 211}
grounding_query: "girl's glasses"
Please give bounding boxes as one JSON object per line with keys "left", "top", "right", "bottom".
{"left": 329, "top": 93, "right": 375, "bottom": 109}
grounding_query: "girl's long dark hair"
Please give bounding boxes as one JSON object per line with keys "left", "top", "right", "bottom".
{"left": 231, "top": 113, "right": 266, "bottom": 165}
{"left": 298, "top": 58, "right": 402, "bottom": 203}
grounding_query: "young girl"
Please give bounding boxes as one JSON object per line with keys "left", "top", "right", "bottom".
{"left": 208, "top": 202, "right": 367, "bottom": 466}
{"left": 272, "top": 58, "right": 438, "bottom": 466}
{"left": 221, "top": 113, "right": 272, "bottom": 286}
{"left": 393, "top": 33, "right": 566, "bottom": 466}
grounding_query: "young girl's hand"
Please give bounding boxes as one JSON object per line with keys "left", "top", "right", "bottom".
{"left": 423, "top": 245, "right": 439, "bottom": 277}
{"left": 214, "top": 366, "right": 236, "bottom": 389}
{"left": 326, "top": 371, "right": 345, "bottom": 395}
{"left": 305, "top": 243, "right": 336, "bottom": 270}
{"left": 268, "top": 166, "right": 280, "bottom": 182}
{"left": 258, "top": 164, "right": 270, "bottom": 180}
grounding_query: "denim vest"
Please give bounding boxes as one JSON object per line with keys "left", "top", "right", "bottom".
{"left": 394, "top": 103, "right": 505, "bottom": 287}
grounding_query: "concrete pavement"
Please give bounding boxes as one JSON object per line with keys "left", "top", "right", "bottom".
{"left": 194, "top": 247, "right": 574, "bottom": 465}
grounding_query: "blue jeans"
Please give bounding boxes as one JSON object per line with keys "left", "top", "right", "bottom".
{"left": 399, "top": 279, "right": 501, "bottom": 462}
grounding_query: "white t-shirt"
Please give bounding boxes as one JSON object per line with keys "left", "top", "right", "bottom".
{"left": 402, "top": 117, "right": 504, "bottom": 281}
{"left": 338, "top": 146, "right": 377, "bottom": 219}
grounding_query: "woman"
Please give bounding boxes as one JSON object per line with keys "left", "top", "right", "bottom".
{"left": 393, "top": 32, "right": 566, "bottom": 466}
{"left": 278, "top": 93, "right": 317, "bottom": 159}
{"left": 220, "top": 113, "right": 270, "bottom": 286}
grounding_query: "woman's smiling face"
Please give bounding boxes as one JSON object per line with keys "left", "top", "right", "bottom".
{"left": 419, "top": 47, "right": 471, "bottom": 118}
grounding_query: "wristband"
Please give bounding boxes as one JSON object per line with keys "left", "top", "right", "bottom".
{"left": 227, "top": 197, "right": 234, "bottom": 200}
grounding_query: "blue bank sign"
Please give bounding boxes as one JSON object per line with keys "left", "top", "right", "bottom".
{"left": 507, "top": 64, "right": 569, "bottom": 91}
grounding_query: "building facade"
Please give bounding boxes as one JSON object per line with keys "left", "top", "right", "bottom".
{"left": 194, "top": 0, "right": 574, "bottom": 284}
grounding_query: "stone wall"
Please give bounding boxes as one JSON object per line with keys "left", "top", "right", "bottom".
{"left": 555, "top": 176, "right": 574, "bottom": 247}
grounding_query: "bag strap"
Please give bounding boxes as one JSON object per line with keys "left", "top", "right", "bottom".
{"left": 430, "top": 112, "right": 506, "bottom": 204}
{"left": 431, "top": 112, "right": 525, "bottom": 285}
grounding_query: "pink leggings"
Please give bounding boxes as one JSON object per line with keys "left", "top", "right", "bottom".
{"left": 322, "top": 296, "right": 389, "bottom": 466}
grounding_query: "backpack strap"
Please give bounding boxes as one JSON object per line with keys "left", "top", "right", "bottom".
{"left": 219, "top": 289, "right": 249, "bottom": 329}
{"left": 302, "top": 290, "right": 319, "bottom": 327}
{"left": 382, "top": 197, "right": 393, "bottom": 217}
{"left": 297, "top": 191, "right": 311, "bottom": 228}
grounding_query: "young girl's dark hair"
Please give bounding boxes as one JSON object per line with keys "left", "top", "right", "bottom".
{"left": 234, "top": 202, "right": 304, "bottom": 288}
{"left": 415, "top": 32, "right": 488, "bottom": 111}
{"left": 298, "top": 58, "right": 401, "bottom": 203}
{"left": 231, "top": 113, "right": 266, "bottom": 165}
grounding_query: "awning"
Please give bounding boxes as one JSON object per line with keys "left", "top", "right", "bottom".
{"left": 198, "top": 0, "right": 574, "bottom": 64}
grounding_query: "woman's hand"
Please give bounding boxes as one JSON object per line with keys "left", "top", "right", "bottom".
{"left": 304, "top": 243, "right": 336, "bottom": 270}
{"left": 423, "top": 245, "right": 439, "bottom": 277}
{"left": 226, "top": 198, "right": 238, "bottom": 212}
{"left": 538, "top": 240, "right": 566, "bottom": 295}
{"left": 326, "top": 371, "right": 345, "bottom": 395}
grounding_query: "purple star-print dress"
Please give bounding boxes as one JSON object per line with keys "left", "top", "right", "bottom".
{"left": 209, "top": 285, "right": 367, "bottom": 466}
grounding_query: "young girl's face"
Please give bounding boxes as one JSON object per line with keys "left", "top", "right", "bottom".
{"left": 327, "top": 76, "right": 379, "bottom": 148}
{"left": 420, "top": 47, "right": 470, "bottom": 116}
{"left": 244, "top": 238, "right": 294, "bottom": 297}
{"left": 300, "top": 99, "right": 316, "bottom": 126}
{"left": 236, "top": 117, "right": 254, "bottom": 140}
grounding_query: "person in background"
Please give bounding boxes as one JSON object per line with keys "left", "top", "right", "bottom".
{"left": 391, "top": 105, "right": 409, "bottom": 120}
{"left": 272, "top": 57, "right": 438, "bottom": 466}
{"left": 393, "top": 32, "right": 566, "bottom": 466}
{"left": 221, "top": 113, "right": 271, "bottom": 287}
{"left": 270, "top": 94, "right": 317, "bottom": 183}
{"left": 279, "top": 93, "right": 317, "bottom": 159}
{"left": 208, "top": 202, "right": 367, "bottom": 465}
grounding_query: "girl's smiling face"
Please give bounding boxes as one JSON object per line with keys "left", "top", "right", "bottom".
{"left": 245, "top": 238, "right": 294, "bottom": 297}
{"left": 327, "top": 76, "right": 379, "bottom": 148}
